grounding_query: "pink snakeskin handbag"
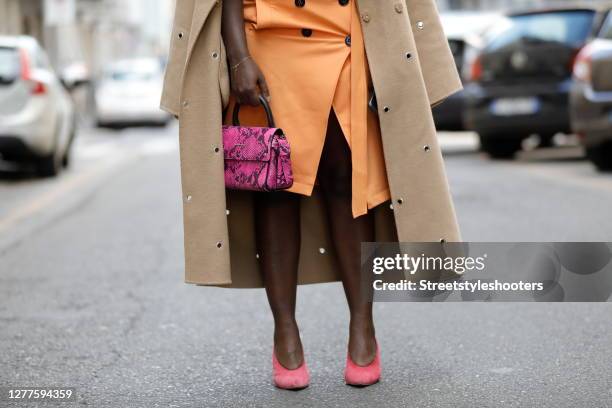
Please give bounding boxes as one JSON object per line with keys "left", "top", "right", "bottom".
{"left": 222, "top": 95, "right": 293, "bottom": 192}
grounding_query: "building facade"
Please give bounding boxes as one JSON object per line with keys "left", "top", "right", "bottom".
{"left": 439, "top": 0, "right": 612, "bottom": 10}
{"left": 0, "top": 0, "right": 173, "bottom": 73}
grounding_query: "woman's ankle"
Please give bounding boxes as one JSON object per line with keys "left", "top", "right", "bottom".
{"left": 273, "top": 319, "right": 304, "bottom": 369}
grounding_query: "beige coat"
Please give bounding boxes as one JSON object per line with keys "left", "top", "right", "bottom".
{"left": 161, "top": 0, "right": 463, "bottom": 288}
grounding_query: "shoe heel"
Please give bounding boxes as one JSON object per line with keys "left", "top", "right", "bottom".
{"left": 344, "top": 341, "right": 381, "bottom": 386}
{"left": 272, "top": 349, "right": 310, "bottom": 390}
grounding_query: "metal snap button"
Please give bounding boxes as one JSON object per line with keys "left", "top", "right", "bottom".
{"left": 216, "top": 241, "right": 223, "bottom": 249}
{"left": 417, "top": 21, "right": 425, "bottom": 29}
{"left": 211, "top": 51, "right": 219, "bottom": 59}
{"left": 319, "top": 248, "right": 326, "bottom": 254}
{"left": 406, "top": 52, "right": 412, "bottom": 59}
{"left": 361, "top": 13, "right": 371, "bottom": 23}
{"left": 185, "top": 195, "right": 192, "bottom": 202}
{"left": 394, "top": 3, "right": 403, "bottom": 13}
{"left": 397, "top": 198, "right": 404, "bottom": 205}
{"left": 182, "top": 100, "right": 189, "bottom": 108}
{"left": 226, "top": 209, "right": 230, "bottom": 215}
{"left": 178, "top": 32, "right": 184, "bottom": 39}
{"left": 423, "top": 145, "right": 431, "bottom": 152}
{"left": 383, "top": 106, "right": 390, "bottom": 113}
{"left": 440, "top": 238, "right": 446, "bottom": 243}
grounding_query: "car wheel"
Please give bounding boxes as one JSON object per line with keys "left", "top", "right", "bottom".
{"left": 36, "top": 152, "right": 62, "bottom": 177}
{"left": 62, "top": 125, "right": 77, "bottom": 168}
{"left": 586, "top": 143, "right": 612, "bottom": 172}
{"left": 479, "top": 133, "right": 524, "bottom": 159}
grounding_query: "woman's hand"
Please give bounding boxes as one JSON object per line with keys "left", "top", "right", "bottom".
{"left": 222, "top": 0, "right": 269, "bottom": 107}
{"left": 230, "top": 56, "right": 270, "bottom": 106}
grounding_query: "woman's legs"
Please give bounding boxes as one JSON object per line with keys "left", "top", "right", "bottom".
{"left": 254, "top": 191, "right": 304, "bottom": 369}
{"left": 318, "top": 109, "right": 378, "bottom": 366}
{"left": 255, "top": 108, "right": 376, "bottom": 369}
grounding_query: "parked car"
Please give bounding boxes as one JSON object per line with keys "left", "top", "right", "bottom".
{"left": 94, "top": 58, "right": 171, "bottom": 127}
{"left": 0, "top": 36, "right": 77, "bottom": 176}
{"left": 570, "top": 9, "right": 612, "bottom": 171}
{"left": 464, "top": 7, "right": 608, "bottom": 158}
{"left": 434, "top": 12, "right": 503, "bottom": 130}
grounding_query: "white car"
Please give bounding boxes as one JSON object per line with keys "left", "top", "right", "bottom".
{"left": 94, "top": 58, "right": 171, "bottom": 127}
{"left": 0, "top": 36, "right": 77, "bottom": 177}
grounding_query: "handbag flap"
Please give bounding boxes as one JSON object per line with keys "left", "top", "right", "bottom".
{"left": 222, "top": 126, "right": 284, "bottom": 162}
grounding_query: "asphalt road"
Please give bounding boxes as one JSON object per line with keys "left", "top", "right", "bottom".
{"left": 1, "top": 125, "right": 611, "bottom": 407}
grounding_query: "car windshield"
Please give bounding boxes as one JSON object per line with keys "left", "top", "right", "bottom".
{"left": 105, "top": 61, "right": 161, "bottom": 82}
{"left": 0, "top": 47, "right": 20, "bottom": 83}
{"left": 486, "top": 10, "right": 595, "bottom": 51}
{"left": 108, "top": 70, "right": 157, "bottom": 82}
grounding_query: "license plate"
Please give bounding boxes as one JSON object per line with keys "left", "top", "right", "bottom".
{"left": 490, "top": 97, "right": 540, "bottom": 116}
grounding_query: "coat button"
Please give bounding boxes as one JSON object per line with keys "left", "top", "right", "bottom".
{"left": 394, "top": 3, "right": 403, "bottom": 13}
{"left": 339, "top": 0, "right": 349, "bottom": 5}
{"left": 345, "top": 35, "right": 351, "bottom": 47}
{"left": 397, "top": 198, "right": 404, "bottom": 205}
{"left": 182, "top": 99, "right": 189, "bottom": 108}
{"left": 406, "top": 52, "right": 412, "bottom": 59}
{"left": 383, "top": 106, "right": 390, "bottom": 112}
{"left": 361, "top": 12, "right": 371, "bottom": 23}
{"left": 211, "top": 51, "right": 219, "bottom": 59}
{"left": 185, "top": 195, "right": 192, "bottom": 202}
{"left": 423, "top": 145, "right": 431, "bottom": 152}
{"left": 178, "top": 32, "right": 184, "bottom": 39}
{"left": 440, "top": 238, "right": 446, "bottom": 243}
{"left": 301, "top": 28, "right": 312, "bottom": 37}
{"left": 295, "top": 0, "right": 305, "bottom": 7}
{"left": 417, "top": 21, "right": 425, "bottom": 29}
{"left": 216, "top": 241, "right": 224, "bottom": 249}
{"left": 226, "top": 209, "right": 230, "bottom": 215}
{"left": 319, "top": 248, "right": 326, "bottom": 254}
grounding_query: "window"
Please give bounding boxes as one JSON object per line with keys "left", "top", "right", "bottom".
{"left": 0, "top": 47, "right": 20, "bottom": 83}
{"left": 599, "top": 12, "right": 612, "bottom": 40}
{"left": 486, "top": 10, "right": 596, "bottom": 51}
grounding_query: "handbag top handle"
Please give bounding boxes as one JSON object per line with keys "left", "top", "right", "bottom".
{"left": 232, "top": 94, "right": 276, "bottom": 128}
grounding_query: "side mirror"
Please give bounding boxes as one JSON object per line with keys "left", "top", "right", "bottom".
{"left": 60, "top": 63, "right": 91, "bottom": 91}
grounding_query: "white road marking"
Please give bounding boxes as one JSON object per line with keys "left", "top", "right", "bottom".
{"left": 0, "top": 131, "right": 178, "bottom": 241}
{"left": 0, "top": 153, "right": 128, "bottom": 236}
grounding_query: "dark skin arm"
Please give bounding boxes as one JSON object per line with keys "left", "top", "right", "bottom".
{"left": 221, "top": 0, "right": 270, "bottom": 106}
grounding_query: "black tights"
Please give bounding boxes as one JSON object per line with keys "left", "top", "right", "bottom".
{"left": 254, "top": 109, "right": 377, "bottom": 369}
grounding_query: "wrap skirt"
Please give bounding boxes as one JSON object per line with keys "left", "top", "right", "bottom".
{"left": 224, "top": 0, "right": 391, "bottom": 217}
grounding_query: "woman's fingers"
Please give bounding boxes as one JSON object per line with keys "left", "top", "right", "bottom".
{"left": 258, "top": 74, "right": 270, "bottom": 102}
{"left": 231, "top": 59, "right": 268, "bottom": 106}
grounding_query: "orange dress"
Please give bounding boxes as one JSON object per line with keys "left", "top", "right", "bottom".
{"left": 224, "top": 0, "right": 391, "bottom": 218}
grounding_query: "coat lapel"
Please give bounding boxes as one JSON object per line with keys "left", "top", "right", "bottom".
{"left": 185, "top": 0, "right": 219, "bottom": 71}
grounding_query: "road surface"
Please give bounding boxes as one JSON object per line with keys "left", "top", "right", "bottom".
{"left": 1, "top": 125, "right": 611, "bottom": 407}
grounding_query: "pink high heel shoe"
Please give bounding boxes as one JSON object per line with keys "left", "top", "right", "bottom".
{"left": 272, "top": 348, "right": 310, "bottom": 390}
{"left": 344, "top": 341, "right": 381, "bottom": 386}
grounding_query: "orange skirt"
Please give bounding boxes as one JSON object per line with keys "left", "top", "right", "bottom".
{"left": 224, "top": 0, "right": 391, "bottom": 218}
